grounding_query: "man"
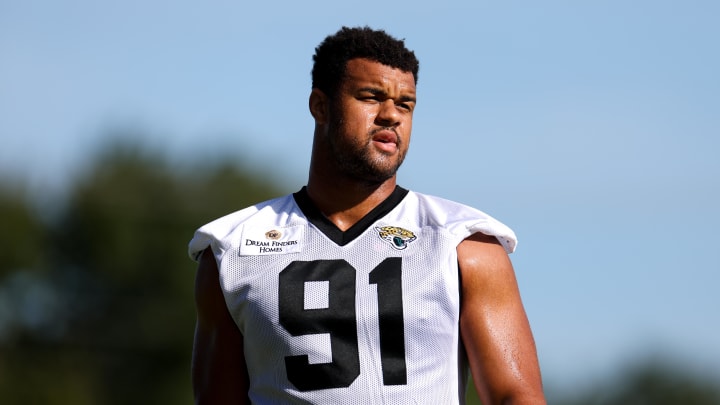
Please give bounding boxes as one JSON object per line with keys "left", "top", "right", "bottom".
{"left": 190, "top": 26, "right": 545, "bottom": 404}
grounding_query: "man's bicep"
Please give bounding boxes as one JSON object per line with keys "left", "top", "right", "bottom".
{"left": 192, "top": 248, "right": 250, "bottom": 405}
{"left": 458, "top": 234, "right": 545, "bottom": 404}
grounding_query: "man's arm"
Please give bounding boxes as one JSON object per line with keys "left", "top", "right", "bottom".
{"left": 458, "top": 233, "right": 545, "bottom": 405}
{"left": 192, "top": 248, "right": 250, "bottom": 404}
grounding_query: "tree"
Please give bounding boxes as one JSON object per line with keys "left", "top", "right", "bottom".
{"left": 0, "top": 141, "right": 285, "bottom": 404}
{"left": 555, "top": 359, "right": 720, "bottom": 405}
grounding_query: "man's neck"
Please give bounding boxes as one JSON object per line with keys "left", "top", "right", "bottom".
{"left": 305, "top": 175, "right": 398, "bottom": 232}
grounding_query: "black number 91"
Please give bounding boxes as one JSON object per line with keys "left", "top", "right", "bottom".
{"left": 279, "top": 258, "right": 407, "bottom": 391}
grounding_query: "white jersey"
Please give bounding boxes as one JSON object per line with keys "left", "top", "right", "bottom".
{"left": 189, "top": 187, "right": 516, "bottom": 405}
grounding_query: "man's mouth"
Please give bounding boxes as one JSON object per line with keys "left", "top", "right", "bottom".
{"left": 371, "top": 129, "right": 398, "bottom": 146}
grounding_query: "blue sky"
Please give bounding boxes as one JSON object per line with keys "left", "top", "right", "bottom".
{"left": 2, "top": 0, "right": 719, "bottom": 391}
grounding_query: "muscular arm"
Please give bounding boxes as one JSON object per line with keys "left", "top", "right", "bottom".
{"left": 458, "top": 233, "right": 545, "bottom": 405}
{"left": 192, "top": 248, "right": 250, "bottom": 404}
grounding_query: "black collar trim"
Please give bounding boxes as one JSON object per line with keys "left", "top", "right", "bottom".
{"left": 293, "top": 186, "right": 409, "bottom": 246}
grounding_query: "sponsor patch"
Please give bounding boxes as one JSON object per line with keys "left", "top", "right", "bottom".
{"left": 239, "top": 225, "right": 303, "bottom": 256}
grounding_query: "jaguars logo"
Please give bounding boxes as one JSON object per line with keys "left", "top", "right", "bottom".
{"left": 375, "top": 226, "right": 417, "bottom": 250}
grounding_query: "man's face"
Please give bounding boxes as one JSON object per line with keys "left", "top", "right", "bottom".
{"left": 325, "top": 58, "right": 417, "bottom": 184}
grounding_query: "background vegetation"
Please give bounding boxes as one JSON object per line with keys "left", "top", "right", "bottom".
{"left": 1, "top": 139, "right": 718, "bottom": 404}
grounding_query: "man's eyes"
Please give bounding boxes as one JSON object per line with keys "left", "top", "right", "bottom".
{"left": 358, "top": 96, "right": 414, "bottom": 110}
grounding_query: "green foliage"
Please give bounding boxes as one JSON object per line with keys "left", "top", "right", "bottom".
{"left": 0, "top": 141, "right": 284, "bottom": 404}
{"left": 554, "top": 360, "right": 720, "bottom": 405}
{"left": 0, "top": 183, "right": 46, "bottom": 277}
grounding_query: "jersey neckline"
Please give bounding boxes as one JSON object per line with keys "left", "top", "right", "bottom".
{"left": 292, "top": 186, "right": 409, "bottom": 246}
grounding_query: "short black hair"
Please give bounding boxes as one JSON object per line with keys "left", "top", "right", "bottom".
{"left": 312, "top": 26, "right": 420, "bottom": 97}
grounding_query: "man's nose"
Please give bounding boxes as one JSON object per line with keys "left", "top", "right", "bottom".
{"left": 375, "top": 100, "right": 400, "bottom": 126}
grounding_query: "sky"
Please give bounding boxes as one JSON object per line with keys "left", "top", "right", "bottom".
{"left": 2, "top": 0, "right": 719, "bottom": 392}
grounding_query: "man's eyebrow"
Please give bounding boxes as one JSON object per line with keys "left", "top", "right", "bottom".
{"left": 357, "top": 87, "right": 416, "bottom": 103}
{"left": 357, "top": 87, "right": 386, "bottom": 95}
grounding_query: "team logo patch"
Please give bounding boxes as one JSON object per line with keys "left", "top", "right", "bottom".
{"left": 375, "top": 226, "right": 417, "bottom": 250}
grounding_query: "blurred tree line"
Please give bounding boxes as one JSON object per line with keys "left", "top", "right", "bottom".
{"left": 0, "top": 141, "right": 284, "bottom": 404}
{"left": 1, "top": 140, "right": 719, "bottom": 404}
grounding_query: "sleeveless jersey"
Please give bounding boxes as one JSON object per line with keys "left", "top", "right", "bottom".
{"left": 188, "top": 187, "right": 517, "bottom": 405}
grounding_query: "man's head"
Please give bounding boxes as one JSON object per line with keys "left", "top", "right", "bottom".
{"left": 308, "top": 27, "right": 418, "bottom": 186}
{"left": 311, "top": 26, "right": 419, "bottom": 98}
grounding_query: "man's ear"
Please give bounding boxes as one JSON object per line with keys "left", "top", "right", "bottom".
{"left": 309, "top": 88, "right": 330, "bottom": 124}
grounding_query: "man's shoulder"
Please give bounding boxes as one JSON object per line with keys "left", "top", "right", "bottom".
{"left": 188, "top": 193, "right": 298, "bottom": 260}
{"left": 204, "top": 193, "right": 298, "bottom": 230}
{"left": 405, "top": 189, "right": 481, "bottom": 215}
{"left": 403, "top": 189, "right": 517, "bottom": 254}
